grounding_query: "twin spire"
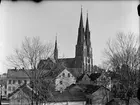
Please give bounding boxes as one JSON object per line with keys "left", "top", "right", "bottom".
{"left": 54, "top": 7, "right": 91, "bottom": 61}
{"left": 79, "top": 7, "right": 89, "bottom": 32}
{"left": 78, "top": 7, "right": 90, "bottom": 45}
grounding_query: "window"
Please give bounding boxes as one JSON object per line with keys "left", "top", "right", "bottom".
{"left": 24, "top": 80, "right": 27, "bottom": 84}
{"left": 9, "top": 80, "right": 11, "bottom": 84}
{"left": 62, "top": 73, "right": 65, "bottom": 77}
{"left": 60, "top": 81, "right": 62, "bottom": 85}
{"left": 4, "top": 85, "right": 7, "bottom": 89}
{"left": 5, "top": 91, "right": 6, "bottom": 95}
{"left": 8, "top": 86, "right": 11, "bottom": 91}
{"left": 68, "top": 73, "right": 70, "bottom": 77}
{"left": 18, "top": 80, "right": 21, "bottom": 84}
{"left": 13, "top": 80, "right": 16, "bottom": 84}
{"left": 13, "top": 87, "right": 15, "bottom": 91}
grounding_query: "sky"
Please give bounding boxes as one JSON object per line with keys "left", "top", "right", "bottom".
{"left": 0, "top": 0, "right": 139, "bottom": 74}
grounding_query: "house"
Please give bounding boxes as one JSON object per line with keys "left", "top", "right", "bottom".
{"left": 7, "top": 68, "right": 31, "bottom": 96}
{"left": 65, "top": 84, "right": 111, "bottom": 105}
{"left": 42, "top": 61, "right": 82, "bottom": 92}
{"left": 8, "top": 83, "right": 37, "bottom": 105}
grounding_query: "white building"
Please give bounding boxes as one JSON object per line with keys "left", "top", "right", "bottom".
{"left": 7, "top": 68, "right": 30, "bottom": 96}
{"left": 0, "top": 73, "right": 7, "bottom": 98}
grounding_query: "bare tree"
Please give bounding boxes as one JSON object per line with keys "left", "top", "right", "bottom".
{"left": 103, "top": 32, "right": 140, "bottom": 105}
{"left": 103, "top": 32, "right": 139, "bottom": 70}
{"left": 7, "top": 36, "right": 53, "bottom": 69}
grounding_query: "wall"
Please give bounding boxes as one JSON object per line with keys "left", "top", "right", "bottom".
{"left": 7, "top": 79, "right": 30, "bottom": 95}
{"left": 55, "top": 69, "right": 76, "bottom": 92}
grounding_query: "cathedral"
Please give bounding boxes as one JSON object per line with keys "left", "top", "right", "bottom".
{"left": 38, "top": 8, "right": 94, "bottom": 74}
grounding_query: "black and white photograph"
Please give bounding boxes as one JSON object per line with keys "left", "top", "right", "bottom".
{"left": 0, "top": 0, "right": 140, "bottom": 105}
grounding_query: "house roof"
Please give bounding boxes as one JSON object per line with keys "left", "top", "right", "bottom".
{"left": 7, "top": 69, "right": 31, "bottom": 79}
{"left": 37, "top": 58, "right": 56, "bottom": 70}
{"left": 76, "top": 73, "right": 101, "bottom": 82}
{"left": 89, "top": 73, "right": 101, "bottom": 81}
{"left": 47, "top": 86, "right": 86, "bottom": 102}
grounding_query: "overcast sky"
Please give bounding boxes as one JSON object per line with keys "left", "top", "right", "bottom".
{"left": 0, "top": 1, "right": 139, "bottom": 73}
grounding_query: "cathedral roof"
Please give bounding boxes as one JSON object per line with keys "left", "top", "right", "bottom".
{"left": 58, "top": 58, "right": 75, "bottom": 68}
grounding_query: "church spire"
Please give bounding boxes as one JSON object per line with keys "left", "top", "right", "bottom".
{"left": 85, "top": 11, "right": 91, "bottom": 46}
{"left": 54, "top": 35, "right": 58, "bottom": 61}
{"left": 85, "top": 11, "right": 89, "bottom": 32}
{"left": 79, "top": 6, "right": 84, "bottom": 29}
{"left": 77, "top": 6, "right": 85, "bottom": 45}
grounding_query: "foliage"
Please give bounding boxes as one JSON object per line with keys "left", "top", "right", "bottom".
{"left": 7, "top": 36, "right": 53, "bottom": 69}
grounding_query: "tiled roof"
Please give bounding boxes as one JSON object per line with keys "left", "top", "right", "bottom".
{"left": 7, "top": 69, "right": 31, "bottom": 79}
{"left": 47, "top": 87, "right": 86, "bottom": 102}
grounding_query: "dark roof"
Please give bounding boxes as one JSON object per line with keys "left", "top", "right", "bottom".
{"left": 89, "top": 73, "right": 101, "bottom": 81}
{"left": 105, "top": 99, "right": 120, "bottom": 105}
{"left": 84, "top": 85, "right": 100, "bottom": 94}
{"left": 37, "top": 58, "right": 56, "bottom": 70}
{"left": 76, "top": 73, "right": 101, "bottom": 82}
{"left": 7, "top": 69, "right": 31, "bottom": 79}
{"left": 47, "top": 86, "right": 86, "bottom": 102}
{"left": 58, "top": 58, "right": 75, "bottom": 68}
{"left": 67, "top": 68, "right": 83, "bottom": 78}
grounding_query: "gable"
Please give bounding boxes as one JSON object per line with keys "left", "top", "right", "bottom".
{"left": 56, "top": 69, "right": 74, "bottom": 79}
{"left": 9, "top": 89, "right": 29, "bottom": 100}
{"left": 37, "top": 58, "right": 56, "bottom": 70}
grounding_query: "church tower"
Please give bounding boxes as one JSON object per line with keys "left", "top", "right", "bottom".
{"left": 75, "top": 7, "right": 87, "bottom": 72}
{"left": 54, "top": 36, "right": 58, "bottom": 62}
{"left": 85, "top": 12, "right": 93, "bottom": 73}
{"left": 75, "top": 8, "right": 93, "bottom": 73}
